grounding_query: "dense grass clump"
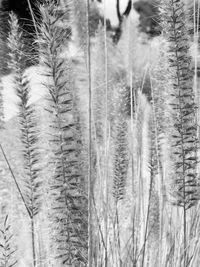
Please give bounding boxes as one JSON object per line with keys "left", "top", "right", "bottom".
{"left": 1, "top": 0, "right": 200, "bottom": 266}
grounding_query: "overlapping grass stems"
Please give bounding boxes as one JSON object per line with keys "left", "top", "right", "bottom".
{"left": 2, "top": 0, "right": 200, "bottom": 266}
{"left": 7, "top": 12, "right": 42, "bottom": 267}
{"left": 38, "top": 1, "right": 88, "bottom": 265}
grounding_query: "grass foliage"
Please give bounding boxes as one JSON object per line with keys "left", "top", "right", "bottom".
{"left": 0, "top": 216, "right": 17, "bottom": 267}
{"left": 1, "top": 0, "right": 200, "bottom": 266}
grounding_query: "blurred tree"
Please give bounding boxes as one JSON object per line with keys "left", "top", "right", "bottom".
{"left": 133, "top": 1, "right": 161, "bottom": 37}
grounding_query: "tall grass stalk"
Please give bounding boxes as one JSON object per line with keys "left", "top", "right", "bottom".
{"left": 86, "top": 0, "right": 93, "bottom": 265}
{"left": 103, "top": 1, "right": 109, "bottom": 265}
{"left": 141, "top": 118, "right": 154, "bottom": 267}
{"left": 149, "top": 74, "right": 164, "bottom": 266}
{"left": 161, "top": 1, "right": 199, "bottom": 265}
{"left": 38, "top": 1, "right": 88, "bottom": 265}
{"left": 7, "top": 13, "right": 42, "bottom": 267}
{"left": 126, "top": 9, "right": 137, "bottom": 267}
